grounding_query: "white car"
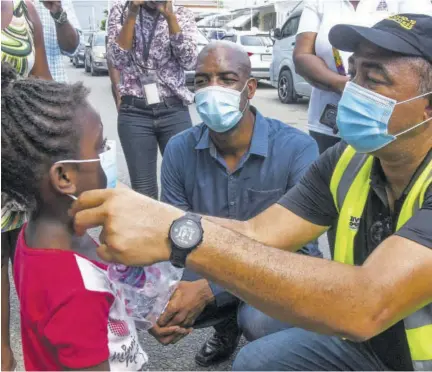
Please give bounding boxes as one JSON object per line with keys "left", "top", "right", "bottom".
{"left": 223, "top": 31, "right": 273, "bottom": 80}
{"left": 269, "top": 6, "right": 312, "bottom": 103}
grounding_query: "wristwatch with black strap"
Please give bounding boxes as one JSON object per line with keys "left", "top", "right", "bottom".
{"left": 169, "top": 213, "right": 203, "bottom": 268}
{"left": 51, "top": 9, "right": 68, "bottom": 25}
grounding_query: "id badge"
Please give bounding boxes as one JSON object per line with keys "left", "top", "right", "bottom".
{"left": 140, "top": 71, "right": 161, "bottom": 105}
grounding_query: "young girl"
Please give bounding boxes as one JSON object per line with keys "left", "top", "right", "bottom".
{"left": 1, "top": 63, "right": 148, "bottom": 371}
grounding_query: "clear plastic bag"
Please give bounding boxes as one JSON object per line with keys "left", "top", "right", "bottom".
{"left": 108, "top": 262, "right": 183, "bottom": 330}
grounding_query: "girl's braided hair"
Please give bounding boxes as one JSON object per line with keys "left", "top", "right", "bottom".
{"left": 1, "top": 63, "right": 89, "bottom": 210}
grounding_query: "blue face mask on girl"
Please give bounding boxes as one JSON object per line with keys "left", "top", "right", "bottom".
{"left": 336, "top": 82, "right": 432, "bottom": 153}
{"left": 195, "top": 83, "right": 249, "bottom": 133}
{"left": 55, "top": 140, "right": 117, "bottom": 200}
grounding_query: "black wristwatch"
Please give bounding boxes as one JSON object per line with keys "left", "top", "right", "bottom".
{"left": 169, "top": 213, "right": 203, "bottom": 268}
{"left": 51, "top": 10, "right": 68, "bottom": 25}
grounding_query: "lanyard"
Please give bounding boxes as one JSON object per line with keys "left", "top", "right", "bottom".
{"left": 141, "top": 10, "right": 160, "bottom": 63}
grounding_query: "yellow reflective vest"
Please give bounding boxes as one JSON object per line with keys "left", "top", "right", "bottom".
{"left": 330, "top": 145, "right": 432, "bottom": 371}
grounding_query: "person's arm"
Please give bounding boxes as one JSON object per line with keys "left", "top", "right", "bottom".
{"left": 41, "top": 0, "right": 80, "bottom": 55}
{"left": 160, "top": 5, "right": 198, "bottom": 71}
{"left": 107, "top": 59, "right": 121, "bottom": 111}
{"left": 25, "top": 1, "right": 52, "bottom": 79}
{"left": 115, "top": 1, "right": 140, "bottom": 51}
{"left": 107, "top": 2, "right": 134, "bottom": 70}
{"left": 293, "top": 1, "right": 348, "bottom": 93}
{"left": 160, "top": 138, "right": 192, "bottom": 211}
{"left": 72, "top": 187, "right": 432, "bottom": 342}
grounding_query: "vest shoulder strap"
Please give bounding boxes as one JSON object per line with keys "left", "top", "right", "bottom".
{"left": 330, "top": 146, "right": 371, "bottom": 212}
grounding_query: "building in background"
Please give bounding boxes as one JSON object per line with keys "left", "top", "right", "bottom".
{"left": 73, "top": 0, "right": 108, "bottom": 31}
{"left": 72, "top": 0, "right": 303, "bottom": 33}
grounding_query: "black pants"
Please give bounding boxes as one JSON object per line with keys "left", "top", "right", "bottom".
{"left": 309, "top": 130, "right": 341, "bottom": 155}
{"left": 182, "top": 269, "right": 240, "bottom": 332}
{"left": 118, "top": 99, "right": 192, "bottom": 199}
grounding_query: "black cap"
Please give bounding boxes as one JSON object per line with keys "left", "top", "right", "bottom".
{"left": 329, "top": 14, "right": 432, "bottom": 63}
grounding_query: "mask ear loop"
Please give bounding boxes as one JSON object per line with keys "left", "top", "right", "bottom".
{"left": 393, "top": 91, "right": 432, "bottom": 137}
{"left": 395, "top": 117, "right": 432, "bottom": 137}
{"left": 239, "top": 79, "right": 251, "bottom": 113}
{"left": 396, "top": 91, "right": 432, "bottom": 105}
{"left": 54, "top": 159, "right": 100, "bottom": 201}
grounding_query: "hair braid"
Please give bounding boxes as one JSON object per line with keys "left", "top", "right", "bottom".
{"left": 1, "top": 63, "right": 90, "bottom": 211}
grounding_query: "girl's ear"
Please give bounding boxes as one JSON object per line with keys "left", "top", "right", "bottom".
{"left": 49, "top": 163, "right": 78, "bottom": 197}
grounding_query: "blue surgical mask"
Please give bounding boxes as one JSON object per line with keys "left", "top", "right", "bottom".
{"left": 55, "top": 140, "right": 117, "bottom": 200}
{"left": 337, "top": 82, "right": 432, "bottom": 153}
{"left": 195, "top": 83, "right": 249, "bottom": 133}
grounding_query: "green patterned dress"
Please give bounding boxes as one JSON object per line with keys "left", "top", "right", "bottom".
{"left": 1, "top": 0, "right": 35, "bottom": 232}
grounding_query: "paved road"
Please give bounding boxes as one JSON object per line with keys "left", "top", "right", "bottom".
{"left": 9, "top": 63, "right": 318, "bottom": 371}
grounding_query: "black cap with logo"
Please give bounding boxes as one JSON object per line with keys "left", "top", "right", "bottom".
{"left": 329, "top": 14, "right": 432, "bottom": 63}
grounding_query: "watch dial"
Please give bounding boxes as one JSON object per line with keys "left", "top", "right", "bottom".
{"left": 171, "top": 219, "right": 201, "bottom": 249}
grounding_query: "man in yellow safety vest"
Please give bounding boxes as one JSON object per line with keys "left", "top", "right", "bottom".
{"left": 71, "top": 13, "right": 432, "bottom": 371}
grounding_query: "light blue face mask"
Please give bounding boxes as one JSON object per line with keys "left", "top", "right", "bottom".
{"left": 195, "top": 83, "right": 249, "bottom": 133}
{"left": 337, "top": 82, "right": 432, "bottom": 153}
{"left": 55, "top": 140, "right": 117, "bottom": 200}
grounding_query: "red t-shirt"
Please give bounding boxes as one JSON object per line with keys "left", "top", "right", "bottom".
{"left": 13, "top": 226, "right": 148, "bottom": 371}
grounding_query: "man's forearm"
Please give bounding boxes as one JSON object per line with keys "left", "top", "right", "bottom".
{"left": 186, "top": 218, "right": 380, "bottom": 341}
{"left": 55, "top": 22, "right": 79, "bottom": 54}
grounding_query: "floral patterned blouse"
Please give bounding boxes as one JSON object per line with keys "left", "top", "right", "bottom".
{"left": 107, "top": 1, "right": 199, "bottom": 104}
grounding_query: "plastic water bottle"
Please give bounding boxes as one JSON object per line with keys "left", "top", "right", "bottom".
{"left": 108, "top": 262, "right": 183, "bottom": 330}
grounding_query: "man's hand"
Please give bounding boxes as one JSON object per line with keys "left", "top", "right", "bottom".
{"left": 41, "top": 0, "right": 62, "bottom": 14}
{"left": 70, "top": 189, "right": 183, "bottom": 265}
{"left": 148, "top": 324, "right": 192, "bottom": 345}
{"left": 158, "top": 280, "right": 214, "bottom": 328}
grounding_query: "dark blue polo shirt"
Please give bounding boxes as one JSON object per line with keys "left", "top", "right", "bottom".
{"left": 161, "top": 107, "right": 321, "bottom": 302}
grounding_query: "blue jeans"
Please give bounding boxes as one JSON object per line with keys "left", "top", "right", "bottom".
{"left": 233, "top": 328, "right": 389, "bottom": 371}
{"left": 237, "top": 304, "right": 292, "bottom": 341}
{"left": 118, "top": 100, "right": 192, "bottom": 199}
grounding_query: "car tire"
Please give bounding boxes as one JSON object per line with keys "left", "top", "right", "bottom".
{"left": 90, "top": 61, "right": 98, "bottom": 76}
{"left": 278, "top": 69, "right": 297, "bottom": 104}
{"left": 74, "top": 58, "right": 80, "bottom": 68}
{"left": 85, "top": 58, "right": 90, "bottom": 73}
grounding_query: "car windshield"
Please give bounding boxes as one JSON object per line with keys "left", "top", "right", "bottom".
{"left": 240, "top": 35, "right": 272, "bottom": 47}
{"left": 94, "top": 34, "right": 106, "bottom": 46}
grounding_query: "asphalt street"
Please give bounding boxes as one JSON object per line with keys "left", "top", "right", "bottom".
{"left": 9, "top": 63, "right": 327, "bottom": 371}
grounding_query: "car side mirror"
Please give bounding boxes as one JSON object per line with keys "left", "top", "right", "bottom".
{"left": 272, "top": 28, "right": 282, "bottom": 40}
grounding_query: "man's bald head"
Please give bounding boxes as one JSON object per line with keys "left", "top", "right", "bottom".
{"left": 197, "top": 40, "right": 252, "bottom": 81}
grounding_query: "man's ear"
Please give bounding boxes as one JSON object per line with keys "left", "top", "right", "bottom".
{"left": 49, "top": 163, "right": 78, "bottom": 197}
{"left": 246, "top": 78, "right": 258, "bottom": 100}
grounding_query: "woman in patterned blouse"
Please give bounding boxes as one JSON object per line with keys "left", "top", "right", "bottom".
{"left": 107, "top": 0, "right": 198, "bottom": 199}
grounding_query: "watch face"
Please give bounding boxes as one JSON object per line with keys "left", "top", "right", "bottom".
{"left": 170, "top": 218, "right": 202, "bottom": 249}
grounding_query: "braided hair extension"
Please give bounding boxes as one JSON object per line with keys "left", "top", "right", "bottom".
{"left": 1, "top": 63, "right": 90, "bottom": 211}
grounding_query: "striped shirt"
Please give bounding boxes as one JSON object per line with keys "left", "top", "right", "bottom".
{"left": 34, "top": 0, "right": 81, "bottom": 82}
